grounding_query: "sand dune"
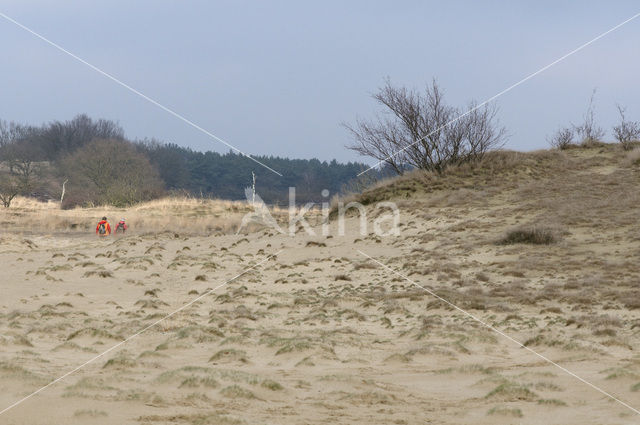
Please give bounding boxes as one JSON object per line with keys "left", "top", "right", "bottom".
{"left": 1, "top": 146, "right": 640, "bottom": 424}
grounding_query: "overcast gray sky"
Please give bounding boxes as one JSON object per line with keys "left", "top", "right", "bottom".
{"left": 1, "top": 1, "right": 639, "bottom": 163}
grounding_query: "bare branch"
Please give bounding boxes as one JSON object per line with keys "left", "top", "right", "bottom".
{"left": 345, "top": 79, "right": 507, "bottom": 174}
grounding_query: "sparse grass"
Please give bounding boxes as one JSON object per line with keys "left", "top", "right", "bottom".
{"left": 209, "top": 349, "right": 248, "bottom": 363}
{"left": 332, "top": 149, "right": 568, "bottom": 210}
{"left": 604, "top": 367, "right": 639, "bottom": 380}
{"left": 262, "top": 336, "right": 313, "bottom": 355}
{"left": 83, "top": 270, "right": 114, "bottom": 278}
{"left": 261, "top": 379, "right": 283, "bottom": 391}
{"left": 487, "top": 406, "right": 523, "bottom": 418}
{"left": 486, "top": 382, "right": 537, "bottom": 401}
{"left": 220, "top": 385, "right": 255, "bottom": 399}
{"left": 625, "top": 148, "right": 640, "bottom": 166}
{"left": 12, "top": 334, "right": 33, "bottom": 346}
{"left": 0, "top": 361, "right": 48, "bottom": 383}
{"left": 66, "top": 327, "right": 120, "bottom": 341}
{"left": 180, "top": 376, "right": 219, "bottom": 388}
{"left": 73, "top": 409, "right": 108, "bottom": 418}
{"left": 103, "top": 353, "right": 137, "bottom": 369}
{"left": 537, "top": 398, "right": 567, "bottom": 406}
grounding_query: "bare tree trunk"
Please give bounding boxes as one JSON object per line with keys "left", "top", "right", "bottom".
{"left": 251, "top": 172, "right": 256, "bottom": 206}
{"left": 60, "top": 179, "right": 68, "bottom": 206}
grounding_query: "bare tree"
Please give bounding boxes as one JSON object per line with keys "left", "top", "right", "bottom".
{"left": 3, "top": 142, "right": 44, "bottom": 194}
{"left": 547, "top": 127, "right": 574, "bottom": 150}
{"left": 573, "top": 89, "right": 605, "bottom": 145}
{"left": 0, "top": 171, "right": 20, "bottom": 207}
{"left": 344, "top": 79, "right": 507, "bottom": 174}
{"left": 0, "top": 120, "right": 24, "bottom": 148}
{"left": 0, "top": 121, "right": 47, "bottom": 205}
{"left": 37, "top": 114, "right": 125, "bottom": 160}
{"left": 613, "top": 104, "right": 640, "bottom": 151}
{"left": 60, "top": 139, "right": 164, "bottom": 207}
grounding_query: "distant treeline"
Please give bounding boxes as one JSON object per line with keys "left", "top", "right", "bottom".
{"left": 0, "top": 114, "right": 376, "bottom": 208}
{"left": 137, "top": 142, "right": 370, "bottom": 204}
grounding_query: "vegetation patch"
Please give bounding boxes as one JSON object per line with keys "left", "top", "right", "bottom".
{"left": 486, "top": 383, "right": 537, "bottom": 402}
{"left": 498, "top": 225, "right": 560, "bottom": 245}
{"left": 220, "top": 385, "right": 255, "bottom": 399}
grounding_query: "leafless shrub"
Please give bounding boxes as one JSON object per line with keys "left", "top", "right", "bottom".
{"left": 547, "top": 127, "right": 574, "bottom": 150}
{"left": 344, "top": 79, "right": 507, "bottom": 174}
{"left": 573, "top": 89, "right": 605, "bottom": 145}
{"left": 613, "top": 104, "right": 640, "bottom": 150}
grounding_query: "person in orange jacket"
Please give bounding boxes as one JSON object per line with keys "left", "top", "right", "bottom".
{"left": 96, "top": 216, "right": 111, "bottom": 236}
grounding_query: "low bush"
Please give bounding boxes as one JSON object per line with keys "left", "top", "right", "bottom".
{"left": 498, "top": 225, "right": 559, "bottom": 245}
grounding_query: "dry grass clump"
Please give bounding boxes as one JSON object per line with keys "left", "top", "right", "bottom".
{"left": 103, "top": 354, "right": 138, "bottom": 369}
{"left": 220, "top": 385, "right": 255, "bottom": 399}
{"left": 83, "top": 270, "right": 114, "bottom": 278}
{"left": 625, "top": 148, "right": 640, "bottom": 166}
{"left": 486, "top": 382, "right": 537, "bottom": 401}
{"left": 498, "top": 225, "right": 560, "bottom": 245}
{"left": 260, "top": 379, "right": 283, "bottom": 391}
{"left": 261, "top": 336, "right": 314, "bottom": 355}
{"left": 209, "top": 349, "right": 248, "bottom": 364}
{"left": 179, "top": 376, "right": 219, "bottom": 389}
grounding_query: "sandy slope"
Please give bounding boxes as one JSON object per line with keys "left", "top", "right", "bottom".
{"left": 1, "top": 147, "right": 640, "bottom": 425}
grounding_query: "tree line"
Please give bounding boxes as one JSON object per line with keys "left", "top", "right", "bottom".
{"left": 0, "top": 114, "right": 371, "bottom": 208}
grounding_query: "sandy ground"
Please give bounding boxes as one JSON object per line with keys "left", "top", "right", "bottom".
{"left": 2, "top": 147, "right": 640, "bottom": 424}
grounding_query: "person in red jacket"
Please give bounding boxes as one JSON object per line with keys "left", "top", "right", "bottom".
{"left": 96, "top": 217, "right": 111, "bottom": 236}
{"left": 114, "top": 218, "right": 128, "bottom": 234}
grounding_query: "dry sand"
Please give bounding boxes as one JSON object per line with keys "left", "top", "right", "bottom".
{"left": 1, "top": 146, "right": 640, "bottom": 424}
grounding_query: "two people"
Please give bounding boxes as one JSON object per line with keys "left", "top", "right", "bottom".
{"left": 96, "top": 217, "right": 127, "bottom": 236}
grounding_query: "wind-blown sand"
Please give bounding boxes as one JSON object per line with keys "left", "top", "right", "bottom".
{"left": 1, "top": 146, "right": 640, "bottom": 424}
